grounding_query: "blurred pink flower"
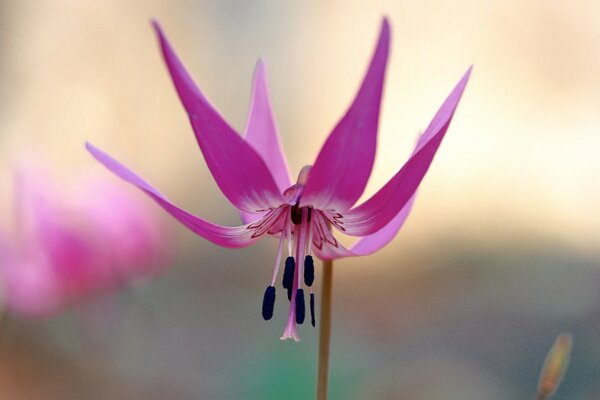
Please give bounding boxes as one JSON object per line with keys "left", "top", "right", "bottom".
{"left": 0, "top": 166, "right": 169, "bottom": 318}
{"left": 87, "top": 19, "right": 470, "bottom": 340}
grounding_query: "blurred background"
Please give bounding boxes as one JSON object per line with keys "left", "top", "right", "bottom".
{"left": 0, "top": 0, "right": 599, "bottom": 398}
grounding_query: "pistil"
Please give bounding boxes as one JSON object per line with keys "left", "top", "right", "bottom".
{"left": 280, "top": 205, "right": 311, "bottom": 340}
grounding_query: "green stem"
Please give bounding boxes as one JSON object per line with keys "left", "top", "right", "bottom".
{"left": 316, "top": 259, "right": 333, "bottom": 400}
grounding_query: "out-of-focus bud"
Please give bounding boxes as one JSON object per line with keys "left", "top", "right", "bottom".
{"left": 0, "top": 163, "right": 171, "bottom": 318}
{"left": 537, "top": 333, "right": 572, "bottom": 398}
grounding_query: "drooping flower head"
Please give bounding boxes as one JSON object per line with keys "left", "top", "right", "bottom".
{"left": 87, "top": 18, "right": 471, "bottom": 341}
{"left": 0, "top": 164, "right": 169, "bottom": 317}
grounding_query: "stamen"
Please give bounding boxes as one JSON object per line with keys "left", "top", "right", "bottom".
{"left": 295, "top": 289, "right": 305, "bottom": 324}
{"left": 304, "top": 255, "right": 314, "bottom": 287}
{"left": 287, "top": 216, "right": 293, "bottom": 255}
{"left": 310, "top": 292, "right": 315, "bottom": 327}
{"left": 270, "top": 228, "right": 286, "bottom": 286}
{"left": 306, "top": 214, "right": 314, "bottom": 256}
{"left": 282, "top": 256, "right": 295, "bottom": 300}
{"left": 261, "top": 286, "right": 276, "bottom": 320}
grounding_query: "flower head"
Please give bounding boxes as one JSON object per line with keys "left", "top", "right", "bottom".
{"left": 0, "top": 165, "right": 168, "bottom": 317}
{"left": 87, "top": 18, "right": 471, "bottom": 341}
{"left": 537, "top": 333, "right": 572, "bottom": 398}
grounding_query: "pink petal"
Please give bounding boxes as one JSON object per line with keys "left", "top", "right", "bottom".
{"left": 87, "top": 143, "right": 260, "bottom": 249}
{"left": 244, "top": 60, "right": 292, "bottom": 192}
{"left": 79, "top": 176, "right": 169, "bottom": 274}
{"left": 349, "top": 194, "right": 415, "bottom": 255}
{"left": 311, "top": 196, "right": 413, "bottom": 260}
{"left": 240, "top": 60, "right": 292, "bottom": 224}
{"left": 152, "top": 21, "right": 283, "bottom": 213}
{"left": 239, "top": 210, "right": 265, "bottom": 225}
{"left": 338, "top": 67, "right": 472, "bottom": 236}
{"left": 300, "top": 19, "right": 390, "bottom": 211}
{"left": 0, "top": 255, "right": 63, "bottom": 317}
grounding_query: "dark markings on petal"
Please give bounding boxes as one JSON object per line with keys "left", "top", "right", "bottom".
{"left": 261, "top": 286, "right": 276, "bottom": 320}
{"left": 250, "top": 208, "right": 285, "bottom": 238}
{"left": 310, "top": 292, "right": 315, "bottom": 327}
{"left": 268, "top": 213, "right": 286, "bottom": 235}
{"left": 307, "top": 207, "right": 313, "bottom": 223}
{"left": 315, "top": 212, "right": 338, "bottom": 247}
{"left": 295, "top": 289, "right": 305, "bottom": 324}
{"left": 304, "top": 255, "right": 314, "bottom": 287}
{"left": 267, "top": 216, "right": 285, "bottom": 235}
{"left": 312, "top": 224, "right": 323, "bottom": 250}
{"left": 325, "top": 211, "right": 345, "bottom": 231}
{"left": 314, "top": 216, "right": 326, "bottom": 244}
{"left": 247, "top": 209, "right": 274, "bottom": 229}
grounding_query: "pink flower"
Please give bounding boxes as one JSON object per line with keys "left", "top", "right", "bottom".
{"left": 0, "top": 167, "right": 168, "bottom": 317}
{"left": 87, "top": 19, "right": 471, "bottom": 341}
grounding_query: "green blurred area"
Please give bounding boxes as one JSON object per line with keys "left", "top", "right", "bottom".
{"left": 1, "top": 238, "right": 598, "bottom": 399}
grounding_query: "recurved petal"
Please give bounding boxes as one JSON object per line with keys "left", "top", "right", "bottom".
{"left": 312, "top": 195, "right": 414, "bottom": 260}
{"left": 338, "top": 67, "right": 472, "bottom": 236}
{"left": 244, "top": 60, "right": 292, "bottom": 192}
{"left": 349, "top": 194, "right": 415, "bottom": 255}
{"left": 239, "top": 210, "right": 266, "bottom": 224}
{"left": 300, "top": 18, "right": 390, "bottom": 211}
{"left": 238, "top": 60, "right": 291, "bottom": 225}
{"left": 87, "top": 143, "right": 260, "bottom": 249}
{"left": 152, "top": 21, "right": 283, "bottom": 213}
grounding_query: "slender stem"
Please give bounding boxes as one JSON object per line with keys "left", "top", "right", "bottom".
{"left": 534, "top": 394, "right": 547, "bottom": 400}
{"left": 316, "top": 259, "right": 333, "bottom": 400}
{"left": 0, "top": 311, "right": 9, "bottom": 346}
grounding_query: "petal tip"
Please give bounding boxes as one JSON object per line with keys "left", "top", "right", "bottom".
{"left": 381, "top": 16, "right": 391, "bottom": 35}
{"left": 374, "top": 18, "right": 391, "bottom": 73}
{"left": 85, "top": 142, "right": 111, "bottom": 167}
{"left": 463, "top": 65, "right": 474, "bottom": 81}
{"left": 151, "top": 19, "right": 170, "bottom": 52}
{"left": 253, "top": 58, "right": 267, "bottom": 82}
{"left": 150, "top": 19, "right": 163, "bottom": 35}
{"left": 85, "top": 141, "right": 98, "bottom": 155}
{"left": 376, "top": 17, "right": 391, "bottom": 51}
{"left": 255, "top": 58, "right": 267, "bottom": 70}
{"left": 449, "top": 65, "right": 474, "bottom": 103}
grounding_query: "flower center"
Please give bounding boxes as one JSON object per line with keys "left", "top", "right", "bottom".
{"left": 260, "top": 166, "right": 317, "bottom": 341}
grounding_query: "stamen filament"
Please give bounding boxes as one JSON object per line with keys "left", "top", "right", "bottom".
{"left": 270, "top": 228, "right": 286, "bottom": 287}
{"left": 310, "top": 291, "right": 315, "bottom": 327}
{"left": 307, "top": 217, "right": 313, "bottom": 256}
{"left": 286, "top": 208, "right": 293, "bottom": 256}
